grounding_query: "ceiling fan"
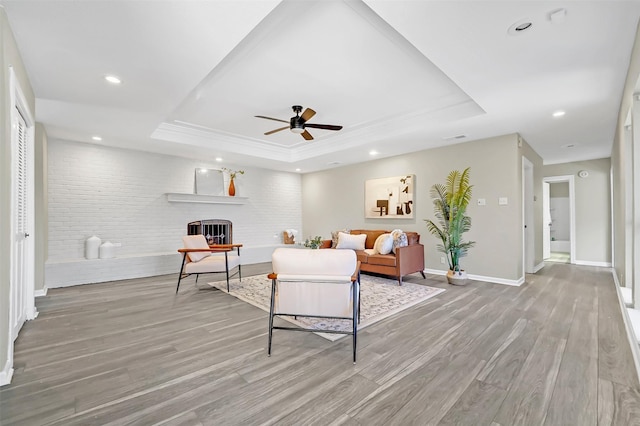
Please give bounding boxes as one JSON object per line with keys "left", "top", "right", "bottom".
{"left": 255, "top": 105, "right": 343, "bottom": 140}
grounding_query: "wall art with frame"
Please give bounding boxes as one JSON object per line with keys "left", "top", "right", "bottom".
{"left": 364, "top": 174, "right": 414, "bottom": 219}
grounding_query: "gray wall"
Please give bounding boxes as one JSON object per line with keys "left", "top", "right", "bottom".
{"left": 612, "top": 22, "right": 640, "bottom": 288}
{"left": 521, "top": 138, "right": 545, "bottom": 271}
{"left": 302, "top": 133, "right": 541, "bottom": 282}
{"left": 550, "top": 182, "right": 569, "bottom": 198}
{"left": 544, "top": 158, "right": 612, "bottom": 264}
{"left": 0, "top": 7, "right": 36, "bottom": 382}
{"left": 550, "top": 182, "right": 570, "bottom": 242}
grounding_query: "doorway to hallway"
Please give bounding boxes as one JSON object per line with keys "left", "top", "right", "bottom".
{"left": 543, "top": 175, "right": 576, "bottom": 264}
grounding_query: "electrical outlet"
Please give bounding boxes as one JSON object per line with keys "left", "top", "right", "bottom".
{"left": 440, "top": 256, "right": 446, "bottom": 264}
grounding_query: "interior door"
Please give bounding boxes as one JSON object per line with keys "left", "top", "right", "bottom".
{"left": 11, "top": 108, "right": 29, "bottom": 340}
{"left": 11, "top": 106, "right": 30, "bottom": 339}
{"left": 523, "top": 157, "right": 535, "bottom": 274}
{"left": 543, "top": 182, "right": 551, "bottom": 259}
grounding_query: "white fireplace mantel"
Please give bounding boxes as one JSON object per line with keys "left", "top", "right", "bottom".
{"left": 166, "top": 193, "right": 248, "bottom": 204}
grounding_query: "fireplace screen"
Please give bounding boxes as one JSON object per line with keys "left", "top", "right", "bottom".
{"left": 187, "top": 219, "right": 232, "bottom": 245}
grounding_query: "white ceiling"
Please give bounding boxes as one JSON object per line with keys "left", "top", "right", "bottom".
{"left": 2, "top": 0, "right": 640, "bottom": 173}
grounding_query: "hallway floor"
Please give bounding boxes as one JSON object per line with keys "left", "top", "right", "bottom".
{"left": 546, "top": 251, "right": 570, "bottom": 263}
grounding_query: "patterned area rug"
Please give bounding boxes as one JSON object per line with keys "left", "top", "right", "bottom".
{"left": 209, "top": 274, "right": 445, "bottom": 341}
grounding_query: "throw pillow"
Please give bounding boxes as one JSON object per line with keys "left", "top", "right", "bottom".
{"left": 391, "top": 229, "right": 408, "bottom": 254}
{"left": 183, "top": 236, "right": 211, "bottom": 263}
{"left": 331, "top": 229, "right": 351, "bottom": 248}
{"left": 373, "top": 233, "right": 394, "bottom": 255}
{"left": 336, "top": 232, "right": 366, "bottom": 250}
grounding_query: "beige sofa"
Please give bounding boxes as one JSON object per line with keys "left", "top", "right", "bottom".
{"left": 322, "top": 229, "right": 425, "bottom": 285}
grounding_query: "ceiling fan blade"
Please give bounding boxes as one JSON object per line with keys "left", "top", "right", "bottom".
{"left": 300, "top": 108, "right": 316, "bottom": 122}
{"left": 255, "top": 115, "right": 288, "bottom": 124}
{"left": 301, "top": 130, "right": 313, "bottom": 141}
{"left": 304, "top": 123, "right": 343, "bottom": 131}
{"left": 264, "top": 126, "right": 289, "bottom": 135}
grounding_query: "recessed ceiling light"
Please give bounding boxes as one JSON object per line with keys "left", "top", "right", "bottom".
{"left": 295, "top": 168, "right": 301, "bottom": 172}
{"left": 369, "top": 150, "right": 378, "bottom": 156}
{"left": 215, "top": 157, "right": 223, "bottom": 162}
{"left": 92, "top": 136, "right": 102, "bottom": 141}
{"left": 443, "top": 134, "right": 466, "bottom": 141}
{"left": 508, "top": 20, "right": 533, "bottom": 35}
{"left": 104, "top": 75, "right": 122, "bottom": 84}
{"left": 553, "top": 111, "right": 566, "bottom": 118}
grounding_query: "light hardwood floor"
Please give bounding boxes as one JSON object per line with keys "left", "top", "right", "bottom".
{"left": 2, "top": 262, "right": 640, "bottom": 425}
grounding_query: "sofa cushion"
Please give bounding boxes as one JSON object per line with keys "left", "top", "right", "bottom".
{"left": 355, "top": 250, "right": 369, "bottom": 264}
{"left": 405, "top": 232, "right": 420, "bottom": 245}
{"left": 373, "top": 233, "right": 394, "bottom": 255}
{"left": 350, "top": 230, "right": 387, "bottom": 249}
{"left": 367, "top": 254, "right": 397, "bottom": 267}
{"left": 336, "top": 232, "right": 366, "bottom": 250}
{"left": 185, "top": 253, "right": 240, "bottom": 273}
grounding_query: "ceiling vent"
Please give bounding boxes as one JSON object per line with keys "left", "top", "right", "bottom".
{"left": 548, "top": 8, "right": 566, "bottom": 24}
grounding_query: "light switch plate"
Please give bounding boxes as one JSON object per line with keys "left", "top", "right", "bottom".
{"left": 477, "top": 198, "right": 486, "bottom": 206}
{"left": 499, "top": 197, "right": 508, "bottom": 205}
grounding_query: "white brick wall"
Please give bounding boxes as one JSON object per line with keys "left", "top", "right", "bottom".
{"left": 46, "top": 140, "right": 302, "bottom": 287}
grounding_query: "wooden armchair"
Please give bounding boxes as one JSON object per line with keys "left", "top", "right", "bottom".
{"left": 176, "top": 235, "right": 242, "bottom": 293}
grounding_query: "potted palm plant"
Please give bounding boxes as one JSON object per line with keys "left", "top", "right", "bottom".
{"left": 424, "top": 167, "right": 475, "bottom": 285}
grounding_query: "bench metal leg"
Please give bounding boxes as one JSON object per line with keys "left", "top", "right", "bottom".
{"left": 267, "top": 279, "right": 277, "bottom": 356}
{"left": 176, "top": 253, "right": 188, "bottom": 293}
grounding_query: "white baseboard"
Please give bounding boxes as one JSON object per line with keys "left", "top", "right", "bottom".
{"left": 423, "top": 269, "right": 524, "bottom": 286}
{"left": 34, "top": 287, "right": 48, "bottom": 297}
{"left": 613, "top": 269, "right": 640, "bottom": 387}
{"left": 0, "top": 360, "right": 13, "bottom": 387}
{"left": 533, "top": 262, "right": 545, "bottom": 273}
{"left": 574, "top": 260, "right": 612, "bottom": 267}
{"left": 621, "top": 287, "right": 633, "bottom": 307}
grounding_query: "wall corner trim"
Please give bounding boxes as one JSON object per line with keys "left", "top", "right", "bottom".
{"left": 534, "top": 262, "right": 545, "bottom": 273}
{"left": 0, "top": 360, "right": 14, "bottom": 387}
{"left": 34, "top": 287, "right": 48, "bottom": 297}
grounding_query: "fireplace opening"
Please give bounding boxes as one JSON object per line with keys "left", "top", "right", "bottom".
{"left": 187, "top": 219, "right": 232, "bottom": 245}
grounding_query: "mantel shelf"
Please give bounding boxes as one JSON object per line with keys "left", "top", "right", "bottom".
{"left": 166, "top": 193, "right": 248, "bottom": 205}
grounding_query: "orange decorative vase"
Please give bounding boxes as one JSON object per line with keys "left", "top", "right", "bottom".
{"left": 228, "top": 178, "right": 236, "bottom": 196}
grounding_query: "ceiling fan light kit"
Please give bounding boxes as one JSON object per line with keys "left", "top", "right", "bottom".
{"left": 255, "top": 105, "right": 343, "bottom": 140}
